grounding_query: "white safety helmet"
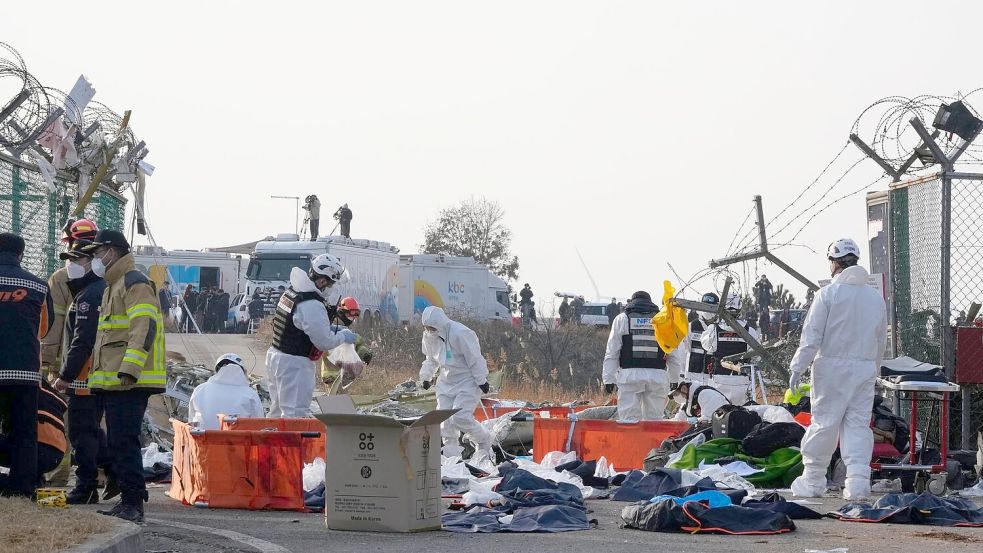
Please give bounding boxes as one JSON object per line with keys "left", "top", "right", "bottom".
{"left": 827, "top": 238, "right": 860, "bottom": 260}
{"left": 215, "top": 353, "right": 245, "bottom": 371}
{"left": 309, "top": 253, "right": 347, "bottom": 284}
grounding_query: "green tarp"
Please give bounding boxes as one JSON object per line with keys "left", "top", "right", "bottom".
{"left": 669, "top": 438, "right": 804, "bottom": 488}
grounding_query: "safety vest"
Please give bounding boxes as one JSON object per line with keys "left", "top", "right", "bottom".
{"left": 90, "top": 254, "right": 166, "bottom": 391}
{"left": 271, "top": 288, "right": 323, "bottom": 357}
{"left": 714, "top": 322, "right": 751, "bottom": 358}
{"left": 687, "top": 319, "right": 708, "bottom": 374}
{"left": 619, "top": 309, "right": 667, "bottom": 369}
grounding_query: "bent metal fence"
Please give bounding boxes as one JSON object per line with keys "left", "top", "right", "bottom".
{"left": 0, "top": 151, "right": 125, "bottom": 278}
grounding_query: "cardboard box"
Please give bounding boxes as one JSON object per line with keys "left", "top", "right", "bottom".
{"left": 314, "top": 396, "right": 455, "bottom": 532}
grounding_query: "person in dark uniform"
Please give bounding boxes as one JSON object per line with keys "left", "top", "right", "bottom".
{"left": 0, "top": 233, "right": 54, "bottom": 498}
{"left": 53, "top": 241, "right": 114, "bottom": 504}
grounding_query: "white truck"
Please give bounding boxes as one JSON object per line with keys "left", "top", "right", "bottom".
{"left": 132, "top": 246, "right": 246, "bottom": 296}
{"left": 396, "top": 254, "right": 511, "bottom": 323}
{"left": 242, "top": 234, "right": 401, "bottom": 325}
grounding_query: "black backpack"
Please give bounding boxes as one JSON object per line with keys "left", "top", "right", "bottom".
{"left": 741, "top": 422, "right": 806, "bottom": 457}
{"left": 711, "top": 405, "right": 761, "bottom": 441}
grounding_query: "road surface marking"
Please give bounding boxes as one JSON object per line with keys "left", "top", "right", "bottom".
{"left": 147, "top": 518, "right": 291, "bottom": 553}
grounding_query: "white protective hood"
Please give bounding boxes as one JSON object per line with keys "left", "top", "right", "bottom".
{"left": 188, "top": 364, "right": 265, "bottom": 429}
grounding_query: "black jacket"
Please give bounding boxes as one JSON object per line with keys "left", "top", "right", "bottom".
{"left": 59, "top": 271, "right": 106, "bottom": 386}
{"left": 0, "top": 252, "right": 54, "bottom": 384}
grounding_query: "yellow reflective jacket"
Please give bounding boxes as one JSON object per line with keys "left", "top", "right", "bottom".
{"left": 651, "top": 280, "right": 689, "bottom": 354}
{"left": 41, "top": 267, "right": 72, "bottom": 367}
{"left": 90, "top": 253, "right": 166, "bottom": 392}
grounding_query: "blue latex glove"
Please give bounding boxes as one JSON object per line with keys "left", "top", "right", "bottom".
{"left": 338, "top": 328, "right": 357, "bottom": 345}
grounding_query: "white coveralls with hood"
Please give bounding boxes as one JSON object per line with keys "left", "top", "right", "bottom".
{"left": 672, "top": 383, "right": 731, "bottom": 423}
{"left": 188, "top": 356, "right": 264, "bottom": 430}
{"left": 418, "top": 306, "right": 494, "bottom": 460}
{"left": 265, "top": 267, "right": 350, "bottom": 418}
{"left": 700, "top": 319, "right": 760, "bottom": 406}
{"left": 602, "top": 292, "right": 684, "bottom": 421}
{"left": 789, "top": 262, "right": 887, "bottom": 500}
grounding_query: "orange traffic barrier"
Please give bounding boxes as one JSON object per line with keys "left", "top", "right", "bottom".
{"left": 533, "top": 417, "right": 690, "bottom": 470}
{"left": 168, "top": 420, "right": 307, "bottom": 511}
{"left": 218, "top": 416, "right": 326, "bottom": 465}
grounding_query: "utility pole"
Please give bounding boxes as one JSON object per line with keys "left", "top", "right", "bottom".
{"left": 710, "top": 195, "right": 820, "bottom": 292}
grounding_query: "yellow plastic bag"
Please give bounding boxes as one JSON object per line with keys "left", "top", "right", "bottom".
{"left": 651, "top": 280, "right": 689, "bottom": 354}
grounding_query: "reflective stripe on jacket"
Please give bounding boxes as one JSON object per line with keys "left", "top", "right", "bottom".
{"left": 90, "top": 253, "right": 166, "bottom": 391}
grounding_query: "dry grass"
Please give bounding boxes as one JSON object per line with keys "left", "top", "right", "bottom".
{"left": 0, "top": 497, "right": 113, "bottom": 553}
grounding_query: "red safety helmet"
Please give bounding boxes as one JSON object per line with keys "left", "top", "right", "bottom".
{"left": 62, "top": 218, "right": 99, "bottom": 243}
{"left": 337, "top": 297, "right": 361, "bottom": 325}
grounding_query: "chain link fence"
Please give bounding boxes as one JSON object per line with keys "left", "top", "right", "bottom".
{"left": 0, "top": 154, "right": 126, "bottom": 279}
{"left": 890, "top": 173, "right": 983, "bottom": 450}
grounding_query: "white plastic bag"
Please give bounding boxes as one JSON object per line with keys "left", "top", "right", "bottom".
{"left": 303, "top": 458, "right": 326, "bottom": 491}
{"left": 141, "top": 443, "right": 172, "bottom": 469}
{"left": 539, "top": 450, "right": 577, "bottom": 469}
{"left": 327, "top": 343, "right": 364, "bottom": 387}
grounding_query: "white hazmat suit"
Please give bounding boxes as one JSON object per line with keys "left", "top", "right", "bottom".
{"left": 418, "top": 306, "right": 493, "bottom": 460}
{"left": 603, "top": 312, "right": 683, "bottom": 421}
{"left": 700, "top": 320, "right": 760, "bottom": 405}
{"left": 188, "top": 364, "right": 264, "bottom": 430}
{"left": 266, "top": 268, "right": 348, "bottom": 418}
{"left": 789, "top": 265, "right": 887, "bottom": 500}
{"left": 672, "top": 384, "right": 731, "bottom": 423}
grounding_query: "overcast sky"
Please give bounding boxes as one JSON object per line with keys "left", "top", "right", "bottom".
{"left": 5, "top": 1, "right": 977, "bottom": 309}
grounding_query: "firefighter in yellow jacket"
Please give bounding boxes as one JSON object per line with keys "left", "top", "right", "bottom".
{"left": 81, "top": 230, "right": 165, "bottom": 523}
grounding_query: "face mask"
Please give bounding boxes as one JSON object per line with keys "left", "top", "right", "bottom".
{"left": 91, "top": 256, "right": 108, "bottom": 277}
{"left": 672, "top": 392, "right": 687, "bottom": 405}
{"left": 66, "top": 261, "right": 87, "bottom": 280}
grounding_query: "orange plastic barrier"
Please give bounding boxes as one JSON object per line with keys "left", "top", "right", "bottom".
{"left": 473, "top": 405, "right": 592, "bottom": 422}
{"left": 533, "top": 418, "right": 690, "bottom": 470}
{"left": 218, "top": 416, "right": 326, "bottom": 465}
{"left": 168, "top": 420, "right": 306, "bottom": 511}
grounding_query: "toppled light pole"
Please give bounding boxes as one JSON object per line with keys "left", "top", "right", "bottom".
{"left": 671, "top": 276, "right": 784, "bottom": 374}
{"left": 709, "top": 195, "right": 819, "bottom": 293}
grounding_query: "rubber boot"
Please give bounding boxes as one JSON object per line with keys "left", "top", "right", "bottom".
{"left": 66, "top": 486, "right": 99, "bottom": 505}
{"left": 111, "top": 491, "right": 147, "bottom": 524}
{"left": 97, "top": 500, "right": 123, "bottom": 516}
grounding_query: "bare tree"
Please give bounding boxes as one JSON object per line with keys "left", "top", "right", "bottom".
{"left": 422, "top": 197, "right": 520, "bottom": 281}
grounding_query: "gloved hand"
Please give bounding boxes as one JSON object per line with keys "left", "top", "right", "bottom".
{"left": 789, "top": 371, "right": 803, "bottom": 393}
{"left": 421, "top": 379, "right": 431, "bottom": 390}
{"left": 338, "top": 328, "right": 357, "bottom": 345}
{"left": 479, "top": 382, "right": 490, "bottom": 394}
{"left": 604, "top": 383, "right": 616, "bottom": 394}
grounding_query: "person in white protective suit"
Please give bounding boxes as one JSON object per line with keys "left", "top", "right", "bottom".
{"left": 418, "top": 306, "right": 494, "bottom": 463}
{"left": 700, "top": 292, "right": 760, "bottom": 405}
{"left": 670, "top": 379, "right": 731, "bottom": 423}
{"left": 265, "top": 254, "right": 357, "bottom": 418}
{"left": 789, "top": 238, "right": 887, "bottom": 500}
{"left": 678, "top": 292, "right": 722, "bottom": 388}
{"left": 188, "top": 353, "right": 264, "bottom": 430}
{"left": 602, "top": 291, "right": 684, "bottom": 421}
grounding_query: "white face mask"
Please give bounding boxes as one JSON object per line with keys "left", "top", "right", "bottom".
{"left": 91, "top": 255, "right": 108, "bottom": 277}
{"left": 66, "top": 261, "right": 87, "bottom": 280}
{"left": 672, "top": 392, "right": 687, "bottom": 405}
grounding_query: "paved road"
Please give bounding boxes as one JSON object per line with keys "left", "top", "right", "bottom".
{"left": 73, "top": 487, "right": 983, "bottom": 553}
{"left": 165, "top": 332, "right": 268, "bottom": 377}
